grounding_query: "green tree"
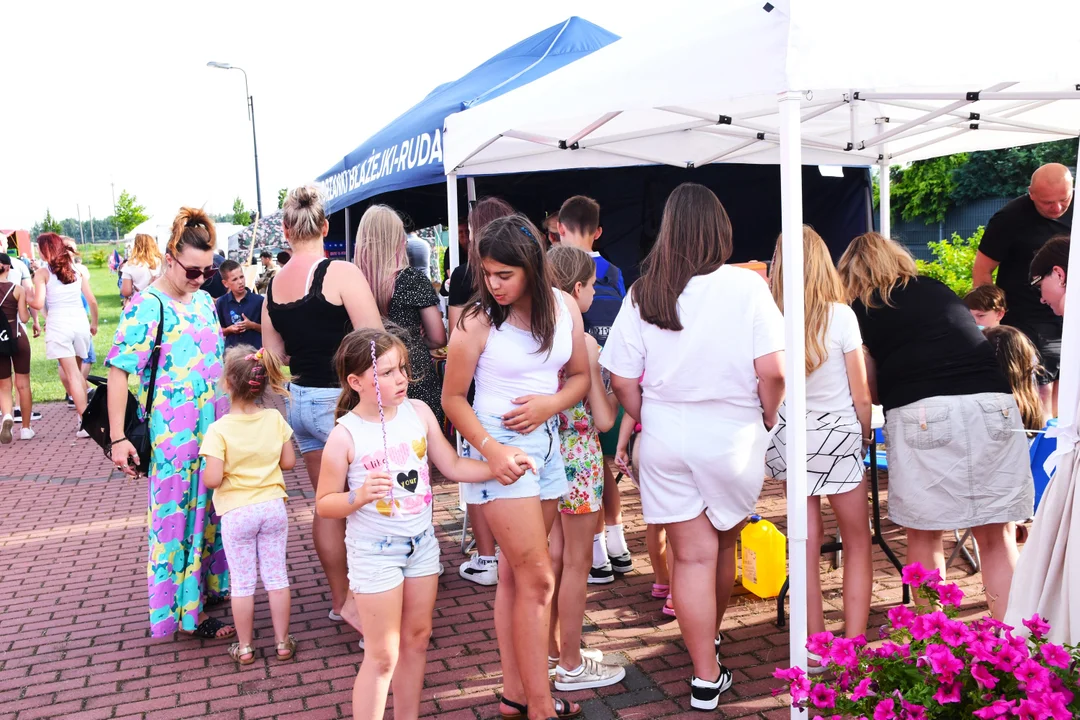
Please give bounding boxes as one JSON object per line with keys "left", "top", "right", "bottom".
{"left": 113, "top": 190, "right": 149, "bottom": 236}
{"left": 278, "top": 188, "right": 288, "bottom": 210}
{"left": 40, "top": 209, "right": 62, "bottom": 234}
{"left": 232, "top": 197, "right": 252, "bottom": 225}
{"left": 891, "top": 154, "right": 968, "bottom": 224}
{"left": 915, "top": 226, "right": 986, "bottom": 296}
{"left": 952, "top": 138, "right": 1079, "bottom": 203}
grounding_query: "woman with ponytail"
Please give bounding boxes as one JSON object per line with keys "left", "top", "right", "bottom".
{"left": 261, "top": 185, "right": 382, "bottom": 630}
{"left": 30, "top": 232, "right": 98, "bottom": 430}
{"left": 106, "top": 207, "right": 235, "bottom": 640}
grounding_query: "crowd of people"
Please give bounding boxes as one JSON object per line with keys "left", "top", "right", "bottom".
{"left": 1, "top": 160, "right": 1072, "bottom": 719}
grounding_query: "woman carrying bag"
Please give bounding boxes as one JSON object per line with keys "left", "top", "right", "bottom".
{"left": 106, "top": 208, "right": 234, "bottom": 640}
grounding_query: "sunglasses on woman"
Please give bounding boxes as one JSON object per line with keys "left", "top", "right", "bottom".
{"left": 172, "top": 257, "right": 217, "bottom": 281}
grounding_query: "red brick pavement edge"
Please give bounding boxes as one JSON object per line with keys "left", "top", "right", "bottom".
{"left": 0, "top": 399, "right": 993, "bottom": 719}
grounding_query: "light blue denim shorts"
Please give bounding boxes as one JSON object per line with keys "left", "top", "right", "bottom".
{"left": 346, "top": 528, "right": 441, "bottom": 595}
{"left": 286, "top": 384, "right": 339, "bottom": 455}
{"left": 460, "top": 413, "right": 568, "bottom": 505}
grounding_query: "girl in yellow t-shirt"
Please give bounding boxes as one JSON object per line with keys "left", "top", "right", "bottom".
{"left": 201, "top": 345, "right": 296, "bottom": 666}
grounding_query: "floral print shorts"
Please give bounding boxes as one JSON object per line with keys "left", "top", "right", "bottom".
{"left": 557, "top": 400, "right": 604, "bottom": 515}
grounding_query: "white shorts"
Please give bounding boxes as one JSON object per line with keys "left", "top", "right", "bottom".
{"left": 45, "top": 320, "right": 92, "bottom": 360}
{"left": 638, "top": 399, "right": 773, "bottom": 531}
{"left": 346, "top": 527, "right": 441, "bottom": 595}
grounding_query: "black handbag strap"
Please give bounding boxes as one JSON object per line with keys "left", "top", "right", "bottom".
{"left": 143, "top": 293, "right": 166, "bottom": 417}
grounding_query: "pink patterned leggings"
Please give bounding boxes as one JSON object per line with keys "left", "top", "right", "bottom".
{"left": 220, "top": 499, "right": 290, "bottom": 597}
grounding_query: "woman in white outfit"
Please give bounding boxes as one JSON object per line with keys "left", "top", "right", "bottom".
{"left": 30, "top": 232, "right": 98, "bottom": 432}
{"left": 600, "top": 183, "right": 785, "bottom": 710}
{"left": 765, "top": 227, "right": 873, "bottom": 671}
{"left": 121, "top": 233, "right": 164, "bottom": 300}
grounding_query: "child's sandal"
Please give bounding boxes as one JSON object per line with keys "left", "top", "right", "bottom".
{"left": 275, "top": 635, "right": 297, "bottom": 661}
{"left": 662, "top": 594, "right": 677, "bottom": 617}
{"left": 651, "top": 583, "right": 670, "bottom": 599}
{"left": 229, "top": 642, "right": 256, "bottom": 665}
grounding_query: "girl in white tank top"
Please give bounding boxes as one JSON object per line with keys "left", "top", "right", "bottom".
{"left": 314, "top": 329, "right": 530, "bottom": 720}
{"left": 442, "top": 216, "right": 592, "bottom": 720}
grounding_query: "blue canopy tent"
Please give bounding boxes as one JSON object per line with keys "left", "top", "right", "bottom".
{"left": 317, "top": 16, "right": 620, "bottom": 257}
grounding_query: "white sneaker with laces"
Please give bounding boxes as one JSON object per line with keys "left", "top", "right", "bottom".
{"left": 554, "top": 657, "right": 626, "bottom": 691}
{"left": 588, "top": 559, "right": 615, "bottom": 584}
{"left": 0, "top": 414, "right": 13, "bottom": 444}
{"left": 690, "top": 663, "right": 733, "bottom": 711}
{"left": 19, "top": 427, "right": 35, "bottom": 441}
{"left": 459, "top": 553, "right": 498, "bottom": 586}
{"left": 76, "top": 428, "right": 90, "bottom": 439}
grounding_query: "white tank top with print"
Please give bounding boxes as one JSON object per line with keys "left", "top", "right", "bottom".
{"left": 339, "top": 400, "right": 433, "bottom": 539}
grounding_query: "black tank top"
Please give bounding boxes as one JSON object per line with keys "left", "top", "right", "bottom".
{"left": 267, "top": 260, "right": 352, "bottom": 388}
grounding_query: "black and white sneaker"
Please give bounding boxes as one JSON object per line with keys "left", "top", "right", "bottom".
{"left": 66, "top": 396, "right": 76, "bottom": 409}
{"left": 715, "top": 632, "right": 726, "bottom": 662}
{"left": 459, "top": 553, "right": 498, "bottom": 586}
{"left": 13, "top": 409, "right": 42, "bottom": 422}
{"left": 690, "top": 663, "right": 733, "bottom": 711}
{"left": 588, "top": 560, "right": 615, "bottom": 584}
{"left": 609, "top": 552, "right": 634, "bottom": 574}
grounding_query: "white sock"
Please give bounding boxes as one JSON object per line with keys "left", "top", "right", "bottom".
{"left": 605, "top": 524, "right": 629, "bottom": 557}
{"left": 478, "top": 555, "right": 496, "bottom": 565}
{"left": 592, "top": 533, "right": 607, "bottom": 567}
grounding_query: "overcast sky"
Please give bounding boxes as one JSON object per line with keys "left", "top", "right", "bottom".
{"left": 1, "top": 0, "right": 677, "bottom": 231}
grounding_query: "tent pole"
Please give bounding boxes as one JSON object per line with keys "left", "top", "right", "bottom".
{"left": 467, "top": 177, "right": 477, "bottom": 207}
{"left": 877, "top": 122, "right": 891, "bottom": 239}
{"left": 447, "top": 173, "right": 460, "bottom": 273}
{"left": 778, "top": 91, "right": 808, "bottom": 715}
{"left": 1055, "top": 140, "right": 1080, "bottom": 448}
{"left": 344, "top": 206, "right": 353, "bottom": 263}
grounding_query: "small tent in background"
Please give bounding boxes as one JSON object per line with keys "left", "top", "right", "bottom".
{"left": 1, "top": 229, "right": 33, "bottom": 259}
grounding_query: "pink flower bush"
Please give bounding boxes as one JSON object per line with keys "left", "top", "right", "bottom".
{"left": 773, "top": 563, "right": 1080, "bottom": 718}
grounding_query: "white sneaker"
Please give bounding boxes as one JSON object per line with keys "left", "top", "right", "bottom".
{"left": 549, "top": 647, "right": 604, "bottom": 676}
{"left": 588, "top": 559, "right": 615, "bottom": 584}
{"left": 459, "top": 553, "right": 498, "bottom": 586}
{"left": 0, "top": 414, "right": 13, "bottom": 445}
{"left": 554, "top": 656, "right": 626, "bottom": 691}
{"left": 690, "top": 663, "right": 733, "bottom": 711}
{"left": 76, "top": 429, "right": 90, "bottom": 439}
{"left": 19, "top": 427, "right": 35, "bottom": 441}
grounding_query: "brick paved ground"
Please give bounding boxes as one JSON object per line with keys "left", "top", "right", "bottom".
{"left": 0, "top": 398, "right": 995, "bottom": 720}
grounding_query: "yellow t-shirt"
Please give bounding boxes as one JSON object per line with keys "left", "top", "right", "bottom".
{"left": 200, "top": 409, "right": 293, "bottom": 515}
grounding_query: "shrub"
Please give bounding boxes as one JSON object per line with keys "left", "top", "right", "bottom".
{"left": 85, "top": 249, "right": 109, "bottom": 268}
{"left": 773, "top": 562, "right": 1080, "bottom": 719}
{"left": 915, "top": 227, "right": 985, "bottom": 296}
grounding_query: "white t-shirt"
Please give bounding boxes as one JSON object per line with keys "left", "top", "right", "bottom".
{"left": 7, "top": 257, "right": 31, "bottom": 286}
{"left": 121, "top": 261, "right": 161, "bottom": 293}
{"left": 600, "top": 265, "right": 784, "bottom": 409}
{"left": 805, "top": 303, "right": 862, "bottom": 419}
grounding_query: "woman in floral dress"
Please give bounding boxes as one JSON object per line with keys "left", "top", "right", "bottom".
{"left": 108, "top": 208, "right": 233, "bottom": 639}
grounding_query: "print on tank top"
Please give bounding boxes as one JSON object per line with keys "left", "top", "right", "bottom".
{"left": 357, "top": 436, "right": 432, "bottom": 517}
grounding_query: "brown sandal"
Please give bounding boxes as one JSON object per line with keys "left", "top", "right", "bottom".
{"left": 229, "top": 642, "right": 256, "bottom": 665}
{"left": 276, "top": 635, "right": 297, "bottom": 661}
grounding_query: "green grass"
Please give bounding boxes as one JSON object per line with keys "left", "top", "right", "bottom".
{"left": 28, "top": 266, "right": 126, "bottom": 402}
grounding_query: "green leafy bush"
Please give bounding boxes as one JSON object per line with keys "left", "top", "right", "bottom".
{"left": 915, "top": 227, "right": 985, "bottom": 297}
{"left": 86, "top": 248, "right": 109, "bottom": 268}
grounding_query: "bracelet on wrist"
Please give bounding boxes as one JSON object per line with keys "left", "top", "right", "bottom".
{"left": 111, "top": 436, "right": 128, "bottom": 445}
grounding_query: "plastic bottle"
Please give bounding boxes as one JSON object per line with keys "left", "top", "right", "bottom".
{"left": 741, "top": 515, "right": 787, "bottom": 599}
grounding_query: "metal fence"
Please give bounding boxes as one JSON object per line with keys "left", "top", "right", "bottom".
{"left": 880, "top": 196, "right": 1013, "bottom": 261}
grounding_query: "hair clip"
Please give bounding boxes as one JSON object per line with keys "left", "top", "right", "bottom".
{"left": 520, "top": 225, "right": 539, "bottom": 243}
{"left": 245, "top": 348, "right": 265, "bottom": 363}
{"left": 248, "top": 379, "right": 263, "bottom": 388}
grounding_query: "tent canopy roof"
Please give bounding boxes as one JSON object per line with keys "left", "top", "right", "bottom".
{"left": 443, "top": 0, "right": 1080, "bottom": 176}
{"left": 317, "top": 16, "right": 618, "bottom": 214}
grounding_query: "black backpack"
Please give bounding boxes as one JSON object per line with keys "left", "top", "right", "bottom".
{"left": 582, "top": 260, "right": 624, "bottom": 346}
{"left": 0, "top": 284, "right": 18, "bottom": 357}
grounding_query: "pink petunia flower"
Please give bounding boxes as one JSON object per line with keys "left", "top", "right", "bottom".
{"left": 887, "top": 605, "right": 916, "bottom": 629}
{"left": 933, "top": 679, "right": 962, "bottom": 704}
{"left": 1022, "top": 613, "right": 1051, "bottom": 640}
{"left": 923, "top": 643, "right": 964, "bottom": 678}
{"left": 807, "top": 631, "right": 835, "bottom": 657}
{"left": 935, "top": 582, "right": 964, "bottom": 607}
{"left": 829, "top": 637, "right": 859, "bottom": 668}
{"left": 810, "top": 684, "right": 837, "bottom": 709}
{"left": 901, "top": 700, "right": 928, "bottom": 720}
{"left": 971, "top": 662, "right": 999, "bottom": 690}
{"left": 972, "top": 699, "right": 1015, "bottom": 719}
{"left": 773, "top": 666, "right": 807, "bottom": 682}
{"left": 939, "top": 619, "right": 971, "bottom": 648}
{"left": 790, "top": 675, "right": 811, "bottom": 705}
{"left": 851, "top": 677, "right": 876, "bottom": 702}
{"left": 1040, "top": 643, "right": 1072, "bottom": 670}
{"left": 900, "top": 562, "right": 938, "bottom": 588}
{"left": 1014, "top": 658, "right": 1052, "bottom": 693}
{"left": 872, "top": 698, "right": 897, "bottom": 720}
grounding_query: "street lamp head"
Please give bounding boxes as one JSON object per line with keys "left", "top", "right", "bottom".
{"left": 206, "top": 61, "right": 232, "bottom": 70}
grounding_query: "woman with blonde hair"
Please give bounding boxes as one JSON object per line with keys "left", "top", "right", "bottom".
{"left": 354, "top": 205, "right": 446, "bottom": 421}
{"left": 766, "top": 227, "right": 872, "bottom": 669}
{"left": 107, "top": 207, "right": 234, "bottom": 639}
{"left": 838, "top": 231, "right": 1033, "bottom": 619}
{"left": 121, "top": 233, "right": 164, "bottom": 299}
{"left": 261, "top": 185, "right": 382, "bottom": 631}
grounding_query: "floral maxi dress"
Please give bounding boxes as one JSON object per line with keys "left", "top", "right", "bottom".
{"left": 106, "top": 288, "right": 231, "bottom": 637}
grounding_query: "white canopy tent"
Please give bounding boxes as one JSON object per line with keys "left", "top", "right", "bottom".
{"left": 441, "top": 0, "right": 1080, "bottom": 708}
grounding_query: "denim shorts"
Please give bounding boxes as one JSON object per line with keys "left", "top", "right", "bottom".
{"left": 286, "top": 384, "right": 339, "bottom": 455}
{"left": 346, "top": 528, "right": 441, "bottom": 594}
{"left": 460, "top": 413, "right": 568, "bottom": 505}
{"left": 83, "top": 342, "right": 96, "bottom": 366}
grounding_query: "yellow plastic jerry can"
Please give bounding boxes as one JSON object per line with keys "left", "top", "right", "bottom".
{"left": 741, "top": 515, "right": 786, "bottom": 598}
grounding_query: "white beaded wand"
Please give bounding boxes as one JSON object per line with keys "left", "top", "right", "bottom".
{"left": 371, "top": 339, "right": 395, "bottom": 516}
